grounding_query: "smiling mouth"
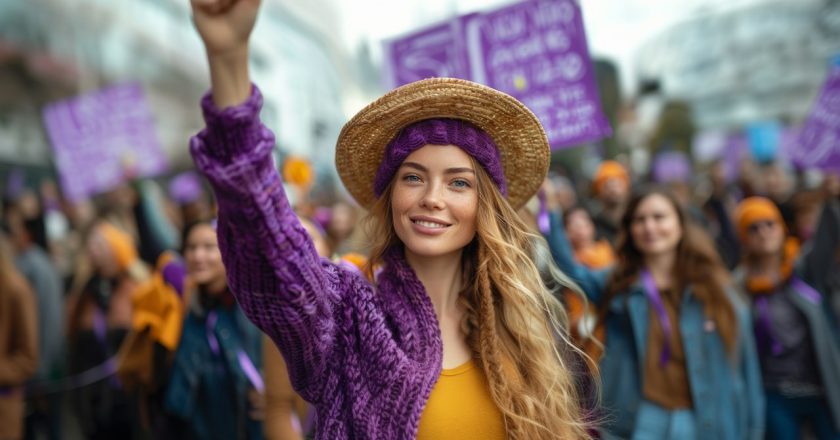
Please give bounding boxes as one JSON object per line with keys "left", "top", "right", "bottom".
{"left": 411, "top": 219, "right": 451, "bottom": 229}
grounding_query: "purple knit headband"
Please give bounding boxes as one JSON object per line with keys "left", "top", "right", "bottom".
{"left": 373, "top": 118, "right": 507, "bottom": 198}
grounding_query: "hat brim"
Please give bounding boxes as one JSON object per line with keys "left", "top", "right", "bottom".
{"left": 336, "top": 78, "right": 550, "bottom": 210}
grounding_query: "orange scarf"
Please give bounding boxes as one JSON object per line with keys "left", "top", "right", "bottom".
{"left": 745, "top": 237, "right": 800, "bottom": 294}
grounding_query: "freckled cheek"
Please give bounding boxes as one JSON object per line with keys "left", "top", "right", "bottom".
{"left": 391, "top": 188, "right": 418, "bottom": 215}
{"left": 451, "top": 195, "right": 478, "bottom": 225}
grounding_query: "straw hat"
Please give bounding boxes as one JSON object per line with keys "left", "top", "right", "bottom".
{"left": 335, "top": 78, "right": 550, "bottom": 210}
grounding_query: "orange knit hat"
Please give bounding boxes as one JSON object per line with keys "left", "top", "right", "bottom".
{"left": 97, "top": 222, "right": 139, "bottom": 272}
{"left": 734, "top": 197, "right": 784, "bottom": 241}
{"left": 592, "top": 161, "right": 629, "bottom": 195}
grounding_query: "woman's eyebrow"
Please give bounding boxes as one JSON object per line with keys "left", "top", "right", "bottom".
{"left": 444, "top": 167, "right": 475, "bottom": 175}
{"left": 400, "top": 162, "right": 426, "bottom": 172}
{"left": 400, "top": 162, "right": 474, "bottom": 175}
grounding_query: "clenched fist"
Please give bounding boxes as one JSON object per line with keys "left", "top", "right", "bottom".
{"left": 190, "top": 0, "right": 261, "bottom": 57}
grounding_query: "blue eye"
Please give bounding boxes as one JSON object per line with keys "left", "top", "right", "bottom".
{"left": 451, "top": 179, "right": 471, "bottom": 189}
{"left": 403, "top": 174, "right": 421, "bottom": 183}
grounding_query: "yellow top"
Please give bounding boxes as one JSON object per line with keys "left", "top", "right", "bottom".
{"left": 416, "top": 359, "right": 506, "bottom": 440}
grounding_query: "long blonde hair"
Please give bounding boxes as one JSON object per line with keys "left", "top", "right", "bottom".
{"left": 365, "top": 157, "right": 593, "bottom": 439}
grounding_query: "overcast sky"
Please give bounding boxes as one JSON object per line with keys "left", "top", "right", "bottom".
{"left": 336, "top": 0, "right": 769, "bottom": 93}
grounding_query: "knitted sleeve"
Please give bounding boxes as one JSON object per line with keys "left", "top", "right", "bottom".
{"left": 189, "top": 85, "right": 345, "bottom": 398}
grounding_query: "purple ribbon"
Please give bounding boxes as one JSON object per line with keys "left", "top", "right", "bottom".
{"left": 93, "top": 308, "right": 107, "bottom": 346}
{"left": 206, "top": 311, "right": 264, "bottom": 393}
{"left": 641, "top": 270, "right": 673, "bottom": 367}
{"left": 237, "top": 350, "right": 265, "bottom": 393}
{"left": 206, "top": 311, "right": 221, "bottom": 355}
{"left": 537, "top": 189, "right": 550, "bottom": 235}
{"left": 93, "top": 308, "right": 122, "bottom": 388}
{"left": 791, "top": 277, "right": 822, "bottom": 304}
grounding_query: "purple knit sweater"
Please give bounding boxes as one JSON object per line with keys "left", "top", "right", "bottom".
{"left": 189, "top": 86, "right": 443, "bottom": 439}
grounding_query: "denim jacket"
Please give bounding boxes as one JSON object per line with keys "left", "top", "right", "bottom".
{"left": 545, "top": 211, "right": 764, "bottom": 439}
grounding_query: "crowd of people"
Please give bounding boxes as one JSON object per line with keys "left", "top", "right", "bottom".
{"left": 0, "top": 164, "right": 372, "bottom": 439}
{"left": 1, "top": 1, "right": 839, "bottom": 439}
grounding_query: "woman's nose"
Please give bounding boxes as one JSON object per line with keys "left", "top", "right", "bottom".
{"left": 419, "top": 182, "right": 445, "bottom": 210}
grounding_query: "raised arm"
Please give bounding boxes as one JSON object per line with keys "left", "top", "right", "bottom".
{"left": 537, "top": 180, "right": 609, "bottom": 301}
{"left": 542, "top": 209, "right": 609, "bottom": 303}
{"left": 190, "top": 0, "right": 257, "bottom": 108}
{"left": 187, "top": 0, "right": 348, "bottom": 399}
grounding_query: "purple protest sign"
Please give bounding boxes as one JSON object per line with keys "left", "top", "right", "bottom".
{"left": 464, "top": 0, "right": 611, "bottom": 149}
{"left": 382, "top": 16, "right": 474, "bottom": 89}
{"left": 383, "top": 0, "right": 611, "bottom": 149}
{"left": 790, "top": 64, "right": 840, "bottom": 171}
{"left": 42, "top": 83, "right": 168, "bottom": 201}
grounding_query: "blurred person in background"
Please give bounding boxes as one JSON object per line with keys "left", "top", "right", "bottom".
{"left": 563, "top": 204, "right": 616, "bottom": 270}
{"left": 99, "top": 183, "right": 140, "bottom": 243}
{"left": 38, "top": 179, "right": 75, "bottom": 282}
{"left": 702, "top": 160, "right": 741, "bottom": 270}
{"left": 544, "top": 185, "right": 764, "bottom": 439}
{"left": 737, "top": 158, "right": 762, "bottom": 200}
{"left": 761, "top": 162, "right": 795, "bottom": 224}
{"left": 560, "top": 203, "right": 613, "bottom": 361}
{"left": 547, "top": 173, "right": 578, "bottom": 212}
{"left": 789, "top": 189, "right": 825, "bottom": 244}
{"left": 96, "top": 176, "right": 180, "bottom": 267}
{"left": 2, "top": 197, "right": 65, "bottom": 440}
{"left": 733, "top": 186, "right": 840, "bottom": 440}
{"left": 66, "top": 220, "right": 148, "bottom": 439}
{"left": 165, "top": 219, "right": 264, "bottom": 440}
{"left": 0, "top": 231, "right": 39, "bottom": 440}
{"left": 116, "top": 250, "right": 189, "bottom": 438}
{"left": 590, "top": 160, "right": 630, "bottom": 246}
{"left": 324, "top": 200, "right": 360, "bottom": 256}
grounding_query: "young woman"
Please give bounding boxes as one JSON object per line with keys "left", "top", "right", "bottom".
{"left": 544, "top": 185, "right": 764, "bottom": 439}
{"left": 186, "top": 1, "right": 590, "bottom": 438}
{"left": 733, "top": 194, "right": 840, "bottom": 440}
{"left": 165, "top": 219, "right": 264, "bottom": 440}
{"left": 66, "top": 220, "right": 147, "bottom": 439}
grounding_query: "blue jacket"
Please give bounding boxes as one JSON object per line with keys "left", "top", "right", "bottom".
{"left": 165, "top": 297, "right": 263, "bottom": 440}
{"left": 545, "top": 211, "right": 764, "bottom": 439}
